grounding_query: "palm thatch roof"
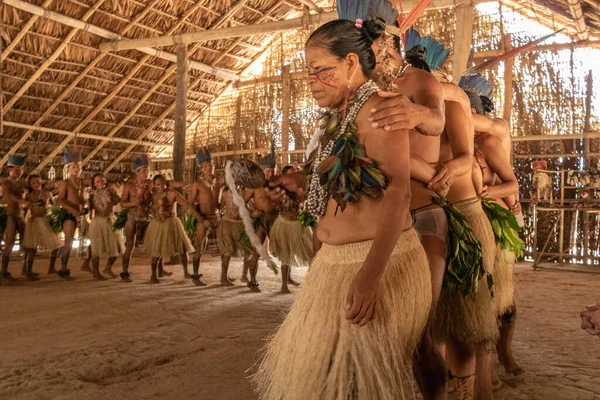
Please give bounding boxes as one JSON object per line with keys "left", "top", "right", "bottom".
{"left": 0, "top": 0, "right": 598, "bottom": 180}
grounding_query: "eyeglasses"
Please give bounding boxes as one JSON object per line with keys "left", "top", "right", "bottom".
{"left": 306, "top": 66, "right": 337, "bottom": 83}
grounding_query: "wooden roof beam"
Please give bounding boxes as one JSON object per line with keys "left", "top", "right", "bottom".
{"left": 296, "top": 0, "right": 324, "bottom": 13}
{"left": 567, "top": 0, "right": 589, "bottom": 40}
{"left": 4, "top": 0, "right": 240, "bottom": 81}
{"left": 2, "top": 0, "right": 107, "bottom": 114}
{"left": 3, "top": 121, "right": 173, "bottom": 148}
{"left": 1, "top": 0, "right": 55, "bottom": 63}
{"left": 102, "top": 0, "right": 286, "bottom": 173}
{"left": 80, "top": 0, "right": 252, "bottom": 166}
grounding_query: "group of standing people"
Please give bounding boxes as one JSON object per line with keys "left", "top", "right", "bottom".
{"left": 252, "top": 15, "right": 526, "bottom": 400}
{"left": 0, "top": 149, "right": 314, "bottom": 293}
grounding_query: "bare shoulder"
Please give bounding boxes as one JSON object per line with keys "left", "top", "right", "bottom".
{"left": 355, "top": 94, "right": 388, "bottom": 136}
{"left": 476, "top": 132, "right": 502, "bottom": 151}
{"left": 401, "top": 67, "right": 441, "bottom": 91}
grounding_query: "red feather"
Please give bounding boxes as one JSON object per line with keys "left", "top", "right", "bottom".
{"left": 397, "top": 0, "right": 432, "bottom": 33}
{"left": 461, "top": 29, "right": 563, "bottom": 75}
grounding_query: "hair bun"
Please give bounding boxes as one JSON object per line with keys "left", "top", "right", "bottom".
{"left": 481, "top": 96, "right": 495, "bottom": 113}
{"left": 361, "top": 19, "right": 385, "bottom": 45}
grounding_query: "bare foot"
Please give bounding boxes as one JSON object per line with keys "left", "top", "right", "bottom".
{"left": 248, "top": 281, "right": 261, "bottom": 293}
{"left": 159, "top": 270, "right": 173, "bottom": 278}
{"left": 81, "top": 263, "right": 92, "bottom": 273}
{"left": 150, "top": 277, "right": 161, "bottom": 284}
{"left": 26, "top": 273, "right": 40, "bottom": 281}
{"left": 184, "top": 272, "right": 192, "bottom": 279}
{"left": 1, "top": 272, "right": 18, "bottom": 283}
{"left": 499, "top": 354, "right": 524, "bottom": 376}
{"left": 220, "top": 278, "right": 235, "bottom": 287}
{"left": 280, "top": 286, "right": 291, "bottom": 294}
{"left": 21, "top": 269, "right": 27, "bottom": 277}
{"left": 241, "top": 275, "right": 249, "bottom": 283}
{"left": 121, "top": 277, "right": 132, "bottom": 283}
{"left": 93, "top": 273, "right": 107, "bottom": 281}
{"left": 47, "top": 267, "right": 58, "bottom": 275}
{"left": 193, "top": 277, "right": 207, "bottom": 286}
{"left": 103, "top": 268, "right": 117, "bottom": 278}
{"left": 288, "top": 277, "right": 301, "bottom": 287}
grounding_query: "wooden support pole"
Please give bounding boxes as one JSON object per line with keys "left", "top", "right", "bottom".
{"left": 452, "top": 0, "right": 474, "bottom": 81}
{"left": 281, "top": 64, "right": 291, "bottom": 165}
{"left": 511, "top": 132, "right": 600, "bottom": 142}
{"left": 567, "top": 0, "right": 589, "bottom": 40}
{"left": 234, "top": 95, "right": 242, "bottom": 152}
{"left": 502, "top": 34, "right": 514, "bottom": 122}
{"left": 583, "top": 70, "right": 593, "bottom": 264}
{"left": 174, "top": 45, "right": 188, "bottom": 183}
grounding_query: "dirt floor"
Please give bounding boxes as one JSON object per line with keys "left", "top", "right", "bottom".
{"left": 1, "top": 255, "right": 599, "bottom": 400}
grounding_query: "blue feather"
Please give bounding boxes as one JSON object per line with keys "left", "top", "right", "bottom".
{"left": 337, "top": 0, "right": 372, "bottom": 21}
{"left": 405, "top": 28, "right": 450, "bottom": 70}
{"left": 368, "top": 0, "right": 398, "bottom": 25}
{"left": 458, "top": 73, "right": 492, "bottom": 97}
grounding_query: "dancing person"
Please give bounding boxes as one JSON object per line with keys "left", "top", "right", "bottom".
{"left": 88, "top": 173, "right": 124, "bottom": 280}
{"left": 21, "top": 175, "right": 62, "bottom": 280}
{"left": 55, "top": 152, "right": 90, "bottom": 281}
{"left": 189, "top": 147, "right": 221, "bottom": 286}
{"left": 254, "top": 19, "right": 432, "bottom": 399}
{"left": 363, "top": 21, "right": 449, "bottom": 399}
{"left": 119, "top": 156, "right": 171, "bottom": 282}
{"left": 242, "top": 153, "right": 278, "bottom": 292}
{"left": 268, "top": 165, "right": 312, "bottom": 293}
{"left": 217, "top": 185, "right": 244, "bottom": 286}
{"left": 0, "top": 155, "right": 29, "bottom": 282}
{"left": 142, "top": 175, "right": 200, "bottom": 284}
{"left": 464, "top": 78, "right": 524, "bottom": 378}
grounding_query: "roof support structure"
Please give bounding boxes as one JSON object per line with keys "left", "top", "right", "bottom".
{"left": 3, "top": 0, "right": 240, "bottom": 81}
{"left": 3, "top": 0, "right": 106, "bottom": 114}
{"left": 3, "top": 121, "right": 172, "bottom": 148}
{"left": 0, "top": 0, "right": 54, "bottom": 63}
{"left": 0, "top": 0, "right": 163, "bottom": 168}
{"left": 102, "top": 0, "right": 288, "bottom": 174}
{"left": 81, "top": 0, "right": 252, "bottom": 167}
{"left": 567, "top": 0, "right": 589, "bottom": 40}
{"left": 29, "top": 0, "right": 233, "bottom": 174}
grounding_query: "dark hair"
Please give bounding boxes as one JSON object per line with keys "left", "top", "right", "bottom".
{"left": 481, "top": 96, "right": 495, "bottom": 114}
{"left": 28, "top": 174, "right": 41, "bottom": 190}
{"left": 405, "top": 45, "right": 431, "bottom": 72}
{"left": 281, "top": 165, "right": 296, "bottom": 174}
{"left": 91, "top": 173, "right": 105, "bottom": 189}
{"left": 153, "top": 174, "right": 165, "bottom": 183}
{"left": 465, "top": 90, "right": 484, "bottom": 115}
{"left": 306, "top": 19, "right": 377, "bottom": 77}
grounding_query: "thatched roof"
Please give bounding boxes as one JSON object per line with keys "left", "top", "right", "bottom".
{"left": 0, "top": 0, "right": 598, "bottom": 179}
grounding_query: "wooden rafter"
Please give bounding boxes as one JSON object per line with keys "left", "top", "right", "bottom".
{"left": 29, "top": 0, "right": 238, "bottom": 174}
{"left": 0, "top": 0, "right": 163, "bottom": 168}
{"left": 567, "top": 0, "right": 589, "bottom": 40}
{"left": 0, "top": 0, "right": 54, "bottom": 63}
{"left": 80, "top": 0, "right": 252, "bottom": 166}
{"left": 103, "top": 0, "right": 287, "bottom": 174}
{"left": 3, "top": 0, "right": 107, "bottom": 114}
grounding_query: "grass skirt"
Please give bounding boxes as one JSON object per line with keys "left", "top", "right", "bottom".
{"left": 253, "top": 228, "right": 432, "bottom": 400}
{"left": 22, "top": 217, "right": 62, "bottom": 250}
{"left": 493, "top": 246, "right": 515, "bottom": 315}
{"left": 433, "top": 198, "right": 499, "bottom": 345}
{"left": 269, "top": 216, "right": 313, "bottom": 267}
{"left": 217, "top": 217, "right": 244, "bottom": 257}
{"left": 89, "top": 216, "right": 124, "bottom": 258}
{"left": 142, "top": 217, "right": 195, "bottom": 258}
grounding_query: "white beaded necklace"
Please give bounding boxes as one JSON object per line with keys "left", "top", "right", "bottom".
{"left": 306, "top": 80, "right": 380, "bottom": 218}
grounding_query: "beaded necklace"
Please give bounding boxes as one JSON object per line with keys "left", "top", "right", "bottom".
{"left": 386, "top": 60, "right": 411, "bottom": 91}
{"left": 305, "top": 80, "right": 383, "bottom": 217}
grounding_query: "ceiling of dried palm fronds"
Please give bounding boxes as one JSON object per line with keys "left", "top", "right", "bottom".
{"left": 0, "top": 0, "right": 598, "bottom": 181}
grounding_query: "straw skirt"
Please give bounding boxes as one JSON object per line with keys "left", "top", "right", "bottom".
{"left": 217, "top": 217, "right": 244, "bottom": 257}
{"left": 433, "top": 198, "right": 499, "bottom": 345}
{"left": 253, "top": 228, "right": 432, "bottom": 400}
{"left": 269, "top": 216, "right": 313, "bottom": 267}
{"left": 142, "top": 217, "right": 195, "bottom": 258}
{"left": 22, "top": 217, "right": 62, "bottom": 250}
{"left": 89, "top": 216, "right": 124, "bottom": 258}
{"left": 492, "top": 247, "right": 515, "bottom": 315}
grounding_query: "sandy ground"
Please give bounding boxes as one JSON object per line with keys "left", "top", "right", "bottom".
{"left": 1, "top": 255, "right": 599, "bottom": 400}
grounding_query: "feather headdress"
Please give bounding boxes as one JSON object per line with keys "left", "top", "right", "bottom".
{"left": 405, "top": 27, "right": 450, "bottom": 70}
{"left": 458, "top": 73, "right": 492, "bottom": 98}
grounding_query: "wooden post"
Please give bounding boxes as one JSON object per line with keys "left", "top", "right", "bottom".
{"left": 174, "top": 44, "right": 188, "bottom": 184}
{"left": 502, "top": 34, "right": 514, "bottom": 123}
{"left": 234, "top": 95, "right": 242, "bottom": 153}
{"left": 452, "top": 0, "right": 474, "bottom": 82}
{"left": 583, "top": 70, "right": 593, "bottom": 264}
{"left": 281, "top": 64, "right": 291, "bottom": 166}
